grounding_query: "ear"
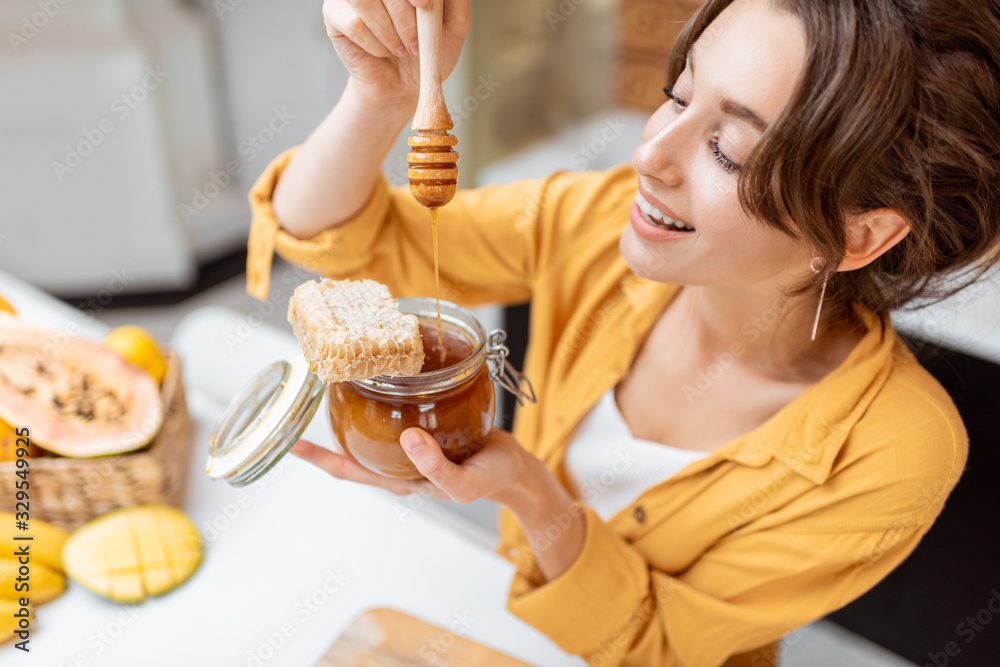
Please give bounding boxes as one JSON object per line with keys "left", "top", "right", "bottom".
{"left": 839, "top": 208, "right": 912, "bottom": 272}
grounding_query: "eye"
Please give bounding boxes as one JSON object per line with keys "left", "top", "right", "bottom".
{"left": 663, "top": 87, "right": 689, "bottom": 113}
{"left": 708, "top": 139, "right": 742, "bottom": 175}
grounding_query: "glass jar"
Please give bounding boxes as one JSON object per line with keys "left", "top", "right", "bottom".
{"left": 206, "top": 298, "right": 535, "bottom": 487}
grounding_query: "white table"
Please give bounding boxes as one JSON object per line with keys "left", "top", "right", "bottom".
{"left": 0, "top": 271, "right": 581, "bottom": 667}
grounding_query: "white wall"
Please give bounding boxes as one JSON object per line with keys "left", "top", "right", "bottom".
{"left": 193, "top": 0, "right": 349, "bottom": 194}
{"left": 0, "top": 0, "right": 355, "bottom": 294}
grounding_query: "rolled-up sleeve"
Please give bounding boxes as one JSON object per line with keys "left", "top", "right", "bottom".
{"left": 247, "top": 147, "right": 391, "bottom": 300}
{"left": 246, "top": 146, "right": 570, "bottom": 308}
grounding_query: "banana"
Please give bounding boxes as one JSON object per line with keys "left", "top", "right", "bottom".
{"left": 0, "top": 557, "right": 66, "bottom": 605}
{"left": 0, "top": 599, "right": 31, "bottom": 646}
{"left": 0, "top": 514, "right": 68, "bottom": 573}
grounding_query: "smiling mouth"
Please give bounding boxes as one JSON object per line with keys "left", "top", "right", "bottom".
{"left": 635, "top": 192, "right": 695, "bottom": 232}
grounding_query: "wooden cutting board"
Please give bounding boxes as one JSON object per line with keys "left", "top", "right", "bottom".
{"left": 315, "top": 608, "right": 535, "bottom": 667}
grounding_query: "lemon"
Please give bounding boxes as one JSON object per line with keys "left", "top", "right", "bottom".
{"left": 0, "top": 295, "right": 15, "bottom": 316}
{"left": 104, "top": 325, "right": 167, "bottom": 384}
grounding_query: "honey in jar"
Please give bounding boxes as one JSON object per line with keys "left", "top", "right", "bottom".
{"left": 206, "top": 298, "right": 536, "bottom": 487}
{"left": 326, "top": 299, "right": 495, "bottom": 479}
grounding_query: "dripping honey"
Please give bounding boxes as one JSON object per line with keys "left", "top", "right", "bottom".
{"left": 430, "top": 207, "right": 443, "bottom": 362}
{"left": 418, "top": 324, "right": 472, "bottom": 372}
{"left": 406, "top": 130, "right": 457, "bottom": 363}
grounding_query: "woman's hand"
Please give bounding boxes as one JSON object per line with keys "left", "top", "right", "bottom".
{"left": 290, "top": 426, "right": 535, "bottom": 506}
{"left": 273, "top": 0, "right": 469, "bottom": 238}
{"left": 292, "top": 426, "right": 588, "bottom": 581}
{"left": 323, "top": 0, "right": 471, "bottom": 110}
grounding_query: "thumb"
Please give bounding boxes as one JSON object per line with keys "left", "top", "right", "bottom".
{"left": 400, "top": 427, "right": 460, "bottom": 486}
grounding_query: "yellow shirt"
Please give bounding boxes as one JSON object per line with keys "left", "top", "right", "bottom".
{"left": 246, "top": 148, "right": 969, "bottom": 667}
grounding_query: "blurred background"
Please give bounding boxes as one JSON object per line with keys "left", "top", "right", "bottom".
{"left": 1, "top": 1, "right": 998, "bottom": 665}
{"left": 0, "top": 0, "right": 624, "bottom": 299}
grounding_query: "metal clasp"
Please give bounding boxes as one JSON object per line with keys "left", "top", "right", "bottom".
{"left": 486, "top": 329, "right": 537, "bottom": 407}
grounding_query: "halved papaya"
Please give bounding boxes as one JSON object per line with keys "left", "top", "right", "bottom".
{"left": 0, "top": 314, "right": 164, "bottom": 457}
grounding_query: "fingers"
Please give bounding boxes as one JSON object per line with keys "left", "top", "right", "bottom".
{"left": 385, "top": 0, "right": 420, "bottom": 56}
{"left": 324, "top": 0, "right": 428, "bottom": 59}
{"left": 290, "top": 438, "right": 431, "bottom": 498}
{"left": 325, "top": 1, "right": 392, "bottom": 58}
{"left": 452, "top": 428, "right": 523, "bottom": 472}
{"left": 350, "top": 0, "right": 409, "bottom": 58}
{"left": 290, "top": 438, "right": 373, "bottom": 482}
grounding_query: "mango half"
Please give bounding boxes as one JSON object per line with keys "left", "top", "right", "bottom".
{"left": 62, "top": 505, "right": 202, "bottom": 603}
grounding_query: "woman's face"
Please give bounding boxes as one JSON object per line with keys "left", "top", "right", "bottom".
{"left": 620, "top": 0, "right": 810, "bottom": 289}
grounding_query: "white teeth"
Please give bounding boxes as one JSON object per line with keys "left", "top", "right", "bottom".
{"left": 635, "top": 193, "right": 694, "bottom": 231}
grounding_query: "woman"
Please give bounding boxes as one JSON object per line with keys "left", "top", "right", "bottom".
{"left": 244, "top": 0, "right": 1000, "bottom": 664}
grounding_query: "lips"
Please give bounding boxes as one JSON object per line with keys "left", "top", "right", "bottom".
{"left": 629, "top": 202, "right": 694, "bottom": 242}
{"left": 634, "top": 193, "right": 694, "bottom": 233}
{"left": 635, "top": 186, "right": 694, "bottom": 231}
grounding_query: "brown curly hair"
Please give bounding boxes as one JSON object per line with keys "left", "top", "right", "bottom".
{"left": 670, "top": 0, "right": 1000, "bottom": 330}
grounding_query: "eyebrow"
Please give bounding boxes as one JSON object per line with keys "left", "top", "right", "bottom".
{"left": 687, "top": 49, "right": 770, "bottom": 134}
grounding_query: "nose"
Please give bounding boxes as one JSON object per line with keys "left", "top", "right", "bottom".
{"left": 632, "top": 110, "right": 688, "bottom": 188}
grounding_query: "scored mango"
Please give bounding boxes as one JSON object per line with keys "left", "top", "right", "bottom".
{"left": 62, "top": 505, "right": 202, "bottom": 603}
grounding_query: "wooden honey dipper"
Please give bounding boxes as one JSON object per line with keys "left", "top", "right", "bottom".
{"left": 407, "top": 0, "right": 457, "bottom": 209}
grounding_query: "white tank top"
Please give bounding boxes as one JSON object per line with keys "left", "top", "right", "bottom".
{"left": 563, "top": 388, "right": 712, "bottom": 521}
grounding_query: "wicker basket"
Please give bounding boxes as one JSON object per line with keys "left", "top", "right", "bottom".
{"left": 0, "top": 350, "right": 193, "bottom": 531}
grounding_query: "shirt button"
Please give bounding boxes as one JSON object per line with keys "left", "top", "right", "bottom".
{"left": 634, "top": 506, "right": 646, "bottom": 523}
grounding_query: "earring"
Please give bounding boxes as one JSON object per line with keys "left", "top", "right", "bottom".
{"left": 810, "top": 257, "right": 829, "bottom": 342}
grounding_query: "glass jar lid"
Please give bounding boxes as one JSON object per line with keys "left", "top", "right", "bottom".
{"left": 205, "top": 356, "right": 324, "bottom": 487}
